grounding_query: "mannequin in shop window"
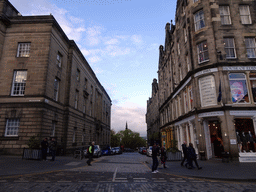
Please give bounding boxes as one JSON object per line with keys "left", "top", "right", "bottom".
{"left": 236, "top": 131, "right": 242, "bottom": 153}
{"left": 241, "top": 132, "right": 248, "bottom": 152}
{"left": 246, "top": 131, "right": 255, "bottom": 152}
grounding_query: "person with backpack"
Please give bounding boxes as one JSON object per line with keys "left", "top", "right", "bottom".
{"left": 87, "top": 141, "right": 94, "bottom": 166}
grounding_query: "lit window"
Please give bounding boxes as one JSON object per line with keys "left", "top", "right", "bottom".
{"left": 11, "top": 71, "right": 27, "bottom": 96}
{"left": 197, "top": 41, "right": 209, "bottom": 63}
{"left": 5, "top": 119, "right": 19, "bottom": 136}
{"left": 194, "top": 10, "right": 205, "bottom": 31}
{"left": 229, "top": 73, "right": 249, "bottom": 103}
{"left": 224, "top": 38, "right": 236, "bottom": 59}
{"left": 239, "top": 5, "right": 251, "bottom": 24}
{"left": 245, "top": 38, "right": 256, "bottom": 58}
{"left": 53, "top": 78, "right": 60, "bottom": 101}
{"left": 56, "top": 52, "right": 62, "bottom": 68}
{"left": 17, "top": 43, "right": 30, "bottom": 57}
{"left": 219, "top": 6, "right": 231, "bottom": 25}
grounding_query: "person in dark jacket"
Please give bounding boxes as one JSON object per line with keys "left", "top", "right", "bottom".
{"left": 160, "top": 145, "right": 167, "bottom": 168}
{"left": 41, "top": 138, "right": 48, "bottom": 161}
{"left": 181, "top": 141, "right": 187, "bottom": 166}
{"left": 186, "top": 143, "right": 202, "bottom": 170}
{"left": 49, "top": 138, "right": 57, "bottom": 161}
{"left": 151, "top": 142, "right": 159, "bottom": 173}
{"left": 87, "top": 141, "right": 95, "bottom": 166}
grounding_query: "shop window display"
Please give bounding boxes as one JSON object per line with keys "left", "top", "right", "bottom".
{"left": 250, "top": 73, "right": 256, "bottom": 102}
{"left": 229, "top": 73, "right": 249, "bottom": 103}
{"left": 235, "top": 119, "right": 255, "bottom": 152}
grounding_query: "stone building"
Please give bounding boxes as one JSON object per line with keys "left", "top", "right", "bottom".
{"left": 0, "top": 0, "right": 111, "bottom": 154}
{"left": 148, "top": 0, "right": 256, "bottom": 161}
{"left": 146, "top": 78, "right": 160, "bottom": 146}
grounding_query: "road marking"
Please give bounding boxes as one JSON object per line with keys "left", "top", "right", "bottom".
{"left": 65, "top": 162, "right": 82, "bottom": 166}
{"left": 112, "top": 167, "right": 118, "bottom": 182}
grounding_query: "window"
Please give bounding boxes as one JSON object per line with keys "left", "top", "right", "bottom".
{"left": 193, "top": 0, "right": 198, "bottom": 3}
{"left": 188, "top": 85, "right": 193, "bottom": 110}
{"left": 245, "top": 38, "right": 256, "bottom": 58}
{"left": 224, "top": 38, "right": 236, "bottom": 59}
{"left": 239, "top": 5, "right": 251, "bottom": 24}
{"left": 56, "top": 52, "right": 62, "bottom": 68}
{"left": 11, "top": 71, "right": 27, "bottom": 96}
{"left": 197, "top": 41, "right": 209, "bottom": 63}
{"left": 177, "top": 42, "right": 180, "bottom": 55}
{"left": 76, "top": 69, "right": 80, "bottom": 81}
{"left": 186, "top": 55, "right": 190, "bottom": 72}
{"left": 84, "top": 78, "right": 88, "bottom": 89}
{"left": 90, "top": 101, "right": 93, "bottom": 116}
{"left": 175, "top": 99, "right": 178, "bottom": 118}
{"left": 229, "top": 73, "right": 249, "bottom": 103}
{"left": 17, "top": 43, "right": 30, "bottom": 57}
{"left": 83, "top": 97, "right": 87, "bottom": 114}
{"left": 178, "top": 96, "right": 181, "bottom": 116}
{"left": 194, "top": 10, "right": 205, "bottom": 31}
{"left": 53, "top": 78, "right": 60, "bottom": 101}
{"left": 51, "top": 121, "right": 56, "bottom": 137}
{"left": 75, "top": 90, "right": 79, "bottom": 109}
{"left": 184, "top": 28, "right": 187, "bottom": 43}
{"left": 5, "top": 119, "right": 19, "bottom": 136}
{"left": 219, "top": 6, "right": 231, "bottom": 25}
{"left": 249, "top": 73, "right": 256, "bottom": 102}
{"left": 73, "top": 128, "right": 77, "bottom": 143}
{"left": 184, "top": 91, "right": 188, "bottom": 114}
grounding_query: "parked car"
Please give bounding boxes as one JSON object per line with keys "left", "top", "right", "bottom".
{"left": 147, "top": 146, "right": 152, "bottom": 156}
{"left": 142, "top": 147, "right": 147, "bottom": 155}
{"left": 83, "top": 145, "right": 102, "bottom": 158}
{"left": 113, "top": 147, "right": 122, "bottom": 154}
{"left": 124, "top": 148, "right": 134, "bottom": 152}
{"left": 101, "top": 146, "right": 113, "bottom": 155}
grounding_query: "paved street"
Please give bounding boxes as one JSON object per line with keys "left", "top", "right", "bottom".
{"left": 0, "top": 153, "right": 256, "bottom": 192}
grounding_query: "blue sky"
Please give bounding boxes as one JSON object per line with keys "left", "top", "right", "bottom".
{"left": 10, "top": 0, "right": 176, "bottom": 137}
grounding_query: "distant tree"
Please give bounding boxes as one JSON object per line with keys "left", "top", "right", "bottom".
{"left": 117, "top": 129, "right": 146, "bottom": 149}
{"left": 110, "top": 130, "right": 120, "bottom": 147}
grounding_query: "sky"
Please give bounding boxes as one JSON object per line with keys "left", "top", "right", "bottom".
{"left": 9, "top": 0, "right": 177, "bottom": 137}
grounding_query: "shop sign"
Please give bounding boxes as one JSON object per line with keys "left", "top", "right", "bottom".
{"left": 198, "top": 111, "right": 224, "bottom": 117}
{"left": 194, "top": 68, "right": 218, "bottom": 77}
{"left": 230, "top": 110, "right": 256, "bottom": 117}
{"left": 223, "top": 66, "right": 256, "bottom": 71}
{"left": 230, "top": 139, "right": 237, "bottom": 144}
{"left": 199, "top": 75, "right": 217, "bottom": 107}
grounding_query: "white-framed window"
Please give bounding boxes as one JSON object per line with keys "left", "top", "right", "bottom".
{"left": 177, "top": 42, "right": 180, "bottom": 55}
{"left": 188, "top": 85, "right": 193, "bottom": 110}
{"left": 250, "top": 73, "right": 256, "bottom": 103}
{"left": 186, "top": 55, "right": 190, "bottom": 72}
{"left": 75, "top": 90, "right": 79, "bottom": 109}
{"left": 239, "top": 5, "right": 252, "bottom": 24}
{"left": 184, "top": 28, "right": 187, "bottom": 43}
{"left": 76, "top": 69, "right": 80, "bottom": 81}
{"left": 229, "top": 73, "right": 249, "bottom": 103}
{"left": 11, "top": 71, "right": 27, "bottom": 96}
{"left": 224, "top": 38, "right": 236, "bottom": 59}
{"left": 219, "top": 6, "right": 231, "bottom": 25}
{"left": 51, "top": 121, "right": 56, "bottom": 137}
{"left": 197, "top": 41, "right": 209, "bottom": 63}
{"left": 53, "top": 78, "right": 60, "bottom": 101}
{"left": 5, "top": 119, "right": 19, "bottom": 136}
{"left": 179, "top": 68, "right": 182, "bottom": 81}
{"left": 245, "top": 38, "right": 256, "bottom": 58}
{"left": 56, "top": 52, "right": 62, "bottom": 68}
{"left": 17, "top": 43, "right": 30, "bottom": 57}
{"left": 194, "top": 10, "right": 205, "bottom": 31}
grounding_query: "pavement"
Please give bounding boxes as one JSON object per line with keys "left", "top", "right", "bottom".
{"left": 1, "top": 154, "right": 256, "bottom": 182}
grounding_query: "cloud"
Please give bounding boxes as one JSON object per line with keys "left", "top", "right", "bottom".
{"left": 131, "top": 35, "right": 143, "bottom": 45}
{"left": 111, "top": 102, "right": 147, "bottom": 137}
{"left": 85, "top": 26, "right": 104, "bottom": 46}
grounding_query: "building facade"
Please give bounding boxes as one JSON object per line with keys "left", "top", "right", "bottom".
{"left": 147, "top": 0, "right": 256, "bottom": 160}
{"left": 0, "top": 0, "right": 111, "bottom": 154}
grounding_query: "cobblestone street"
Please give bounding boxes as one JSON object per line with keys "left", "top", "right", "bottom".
{"left": 0, "top": 153, "right": 256, "bottom": 191}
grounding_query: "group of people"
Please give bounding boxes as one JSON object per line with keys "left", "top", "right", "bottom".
{"left": 181, "top": 141, "right": 202, "bottom": 170}
{"left": 152, "top": 141, "right": 202, "bottom": 173}
{"left": 151, "top": 142, "right": 167, "bottom": 173}
{"left": 41, "top": 137, "right": 57, "bottom": 161}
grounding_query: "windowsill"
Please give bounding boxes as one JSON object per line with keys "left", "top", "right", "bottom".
{"left": 1, "top": 136, "right": 19, "bottom": 140}
{"left": 198, "top": 60, "right": 209, "bottom": 65}
{"left": 226, "top": 58, "right": 237, "bottom": 60}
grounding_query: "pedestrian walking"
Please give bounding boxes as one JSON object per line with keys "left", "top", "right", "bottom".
{"left": 186, "top": 143, "right": 202, "bottom": 170}
{"left": 87, "top": 141, "right": 94, "bottom": 166}
{"left": 152, "top": 142, "right": 159, "bottom": 173}
{"left": 41, "top": 138, "right": 48, "bottom": 161}
{"left": 160, "top": 145, "right": 167, "bottom": 168}
{"left": 49, "top": 138, "right": 57, "bottom": 161}
{"left": 181, "top": 141, "right": 187, "bottom": 166}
